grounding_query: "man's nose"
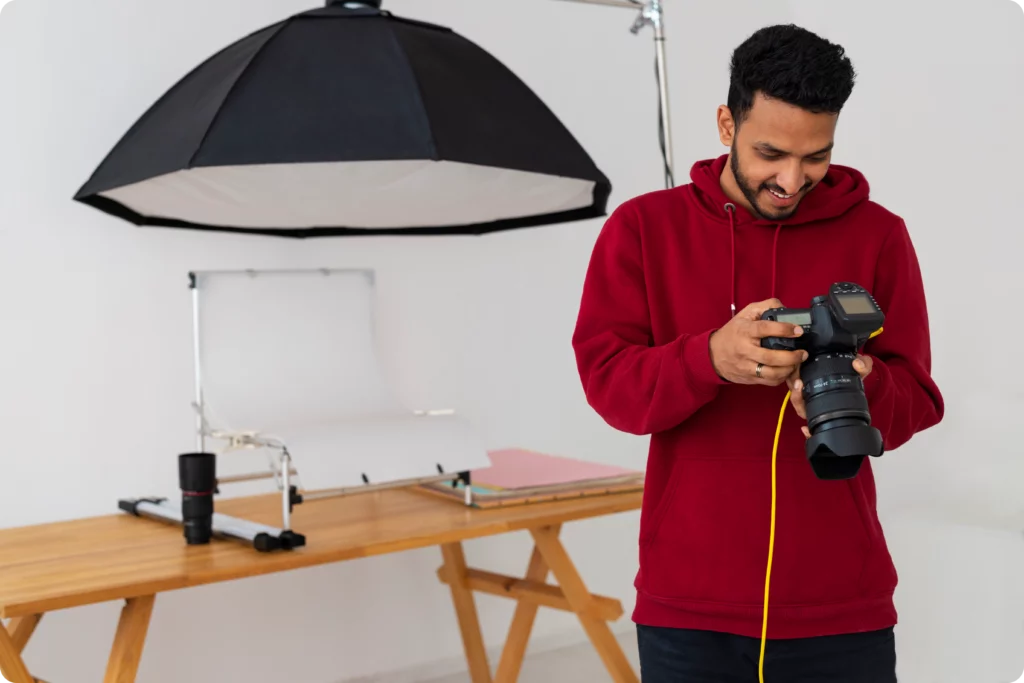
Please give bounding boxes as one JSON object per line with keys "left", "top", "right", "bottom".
{"left": 776, "top": 174, "right": 804, "bottom": 195}
{"left": 775, "top": 162, "right": 807, "bottom": 195}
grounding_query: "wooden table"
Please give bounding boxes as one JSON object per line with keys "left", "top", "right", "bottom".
{"left": 0, "top": 487, "right": 643, "bottom": 683}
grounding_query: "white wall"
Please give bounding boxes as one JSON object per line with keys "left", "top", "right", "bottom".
{"left": 0, "top": 0, "right": 1021, "bottom": 682}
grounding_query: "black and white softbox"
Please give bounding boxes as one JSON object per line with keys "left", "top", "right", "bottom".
{"left": 73, "top": 0, "right": 612, "bottom": 238}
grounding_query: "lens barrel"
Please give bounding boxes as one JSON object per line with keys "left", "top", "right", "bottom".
{"left": 799, "top": 352, "right": 884, "bottom": 480}
{"left": 179, "top": 452, "right": 216, "bottom": 545}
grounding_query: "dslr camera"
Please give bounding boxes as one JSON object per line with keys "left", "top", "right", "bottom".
{"left": 760, "top": 282, "right": 885, "bottom": 481}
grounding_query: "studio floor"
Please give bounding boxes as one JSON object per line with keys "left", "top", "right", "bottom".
{"left": 423, "top": 630, "right": 640, "bottom": 683}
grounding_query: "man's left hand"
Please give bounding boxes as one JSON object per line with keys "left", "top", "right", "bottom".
{"left": 788, "top": 355, "right": 873, "bottom": 439}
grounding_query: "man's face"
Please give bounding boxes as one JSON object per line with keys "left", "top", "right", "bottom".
{"left": 718, "top": 92, "right": 838, "bottom": 221}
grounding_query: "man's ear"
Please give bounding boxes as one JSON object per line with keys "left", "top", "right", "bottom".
{"left": 717, "top": 105, "right": 736, "bottom": 147}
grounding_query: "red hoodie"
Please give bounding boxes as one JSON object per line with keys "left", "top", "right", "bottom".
{"left": 572, "top": 154, "right": 944, "bottom": 640}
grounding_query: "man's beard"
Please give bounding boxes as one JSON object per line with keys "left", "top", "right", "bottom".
{"left": 730, "top": 144, "right": 809, "bottom": 221}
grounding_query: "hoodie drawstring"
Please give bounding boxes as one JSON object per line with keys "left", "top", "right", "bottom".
{"left": 770, "top": 222, "right": 781, "bottom": 300}
{"left": 726, "top": 203, "right": 737, "bottom": 317}
{"left": 724, "top": 203, "right": 782, "bottom": 317}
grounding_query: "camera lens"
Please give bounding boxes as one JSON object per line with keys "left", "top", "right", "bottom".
{"left": 179, "top": 452, "right": 216, "bottom": 545}
{"left": 799, "top": 352, "right": 884, "bottom": 480}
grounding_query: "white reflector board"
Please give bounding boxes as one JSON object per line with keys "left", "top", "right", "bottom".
{"left": 193, "top": 268, "right": 490, "bottom": 491}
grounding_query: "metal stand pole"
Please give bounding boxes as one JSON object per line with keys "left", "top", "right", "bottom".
{"left": 118, "top": 497, "right": 305, "bottom": 552}
{"left": 631, "top": 0, "right": 674, "bottom": 188}
{"left": 652, "top": 3, "right": 674, "bottom": 188}
{"left": 557, "top": 0, "right": 675, "bottom": 188}
{"left": 189, "top": 272, "right": 205, "bottom": 452}
{"left": 281, "top": 451, "right": 292, "bottom": 531}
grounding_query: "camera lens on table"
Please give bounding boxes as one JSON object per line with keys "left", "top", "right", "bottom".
{"left": 179, "top": 452, "right": 216, "bottom": 545}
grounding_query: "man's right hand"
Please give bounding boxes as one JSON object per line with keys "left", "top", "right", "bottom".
{"left": 708, "top": 298, "right": 808, "bottom": 385}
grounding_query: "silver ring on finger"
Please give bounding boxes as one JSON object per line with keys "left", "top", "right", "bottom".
{"left": 755, "top": 362, "right": 764, "bottom": 379}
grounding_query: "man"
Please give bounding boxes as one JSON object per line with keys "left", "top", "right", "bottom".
{"left": 571, "top": 24, "right": 944, "bottom": 682}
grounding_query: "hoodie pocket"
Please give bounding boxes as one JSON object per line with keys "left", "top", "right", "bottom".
{"left": 767, "top": 461, "right": 878, "bottom": 606}
{"left": 639, "top": 456, "right": 880, "bottom": 607}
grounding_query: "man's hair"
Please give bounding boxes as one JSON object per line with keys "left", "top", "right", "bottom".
{"left": 727, "top": 24, "right": 856, "bottom": 127}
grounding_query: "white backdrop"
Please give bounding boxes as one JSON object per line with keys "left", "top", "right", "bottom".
{"left": 0, "top": 0, "right": 1022, "bottom": 682}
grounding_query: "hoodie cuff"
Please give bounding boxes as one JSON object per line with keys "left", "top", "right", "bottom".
{"left": 678, "top": 328, "right": 730, "bottom": 393}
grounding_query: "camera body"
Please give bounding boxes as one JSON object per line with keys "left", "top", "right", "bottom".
{"left": 760, "top": 282, "right": 886, "bottom": 480}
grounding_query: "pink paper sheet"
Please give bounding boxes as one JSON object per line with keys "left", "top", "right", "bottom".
{"left": 475, "top": 449, "right": 641, "bottom": 490}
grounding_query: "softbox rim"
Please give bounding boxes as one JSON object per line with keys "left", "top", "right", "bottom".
{"left": 75, "top": 181, "right": 611, "bottom": 238}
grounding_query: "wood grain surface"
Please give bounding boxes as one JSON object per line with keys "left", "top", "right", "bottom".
{"left": 0, "top": 487, "right": 642, "bottom": 619}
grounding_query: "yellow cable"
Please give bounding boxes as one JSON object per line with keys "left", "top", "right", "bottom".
{"left": 758, "top": 328, "right": 882, "bottom": 682}
{"left": 759, "top": 389, "right": 789, "bottom": 683}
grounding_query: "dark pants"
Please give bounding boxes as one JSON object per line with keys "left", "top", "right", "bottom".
{"left": 636, "top": 624, "right": 897, "bottom": 682}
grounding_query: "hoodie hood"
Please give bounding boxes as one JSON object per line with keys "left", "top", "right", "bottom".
{"left": 688, "top": 154, "right": 871, "bottom": 316}
{"left": 689, "top": 154, "right": 870, "bottom": 227}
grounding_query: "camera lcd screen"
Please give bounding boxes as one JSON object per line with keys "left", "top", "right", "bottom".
{"left": 837, "top": 294, "right": 876, "bottom": 315}
{"left": 776, "top": 311, "right": 811, "bottom": 325}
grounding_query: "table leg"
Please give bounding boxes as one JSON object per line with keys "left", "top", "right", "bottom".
{"left": 493, "top": 523, "right": 562, "bottom": 683}
{"left": 0, "top": 620, "right": 34, "bottom": 683}
{"left": 103, "top": 595, "right": 155, "bottom": 683}
{"left": 6, "top": 616, "right": 41, "bottom": 655}
{"left": 440, "top": 542, "right": 493, "bottom": 683}
{"left": 530, "top": 527, "right": 638, "bottom": 683}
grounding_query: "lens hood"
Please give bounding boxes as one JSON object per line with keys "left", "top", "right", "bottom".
{"left": 806, "top": 423, "right": 884, "bottom": 480}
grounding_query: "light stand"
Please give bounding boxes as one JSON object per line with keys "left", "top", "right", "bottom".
{"left": 556, "top": 0, "right": 674, "bottom": 188}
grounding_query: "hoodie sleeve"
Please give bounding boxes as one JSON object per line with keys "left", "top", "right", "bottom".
{"left": 571, "top": 202, "right": 727, "bottom": 436}
{"left": 861, "top": 218, "right": 945, "bottom": 450}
